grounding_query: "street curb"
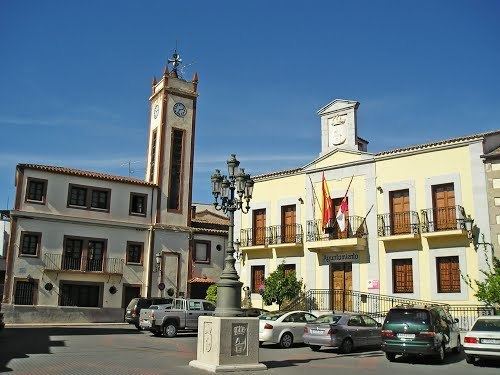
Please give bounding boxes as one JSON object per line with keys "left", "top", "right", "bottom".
{"left": 5, "top": 322, "right": 130, "bottom": 328}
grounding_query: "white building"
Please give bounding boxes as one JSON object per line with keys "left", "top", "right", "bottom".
{"left": 2, "top": 63, "right": 228, "bottom": 323}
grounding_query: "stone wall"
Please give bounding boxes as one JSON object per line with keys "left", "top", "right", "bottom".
{"left": 3, "top": 304, "right": 124, "bottom": 324}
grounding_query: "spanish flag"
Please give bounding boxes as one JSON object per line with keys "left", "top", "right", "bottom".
{"left": 322, "top": 173, "right": 333, "bottom": 228}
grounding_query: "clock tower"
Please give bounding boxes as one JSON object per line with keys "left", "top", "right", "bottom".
{"left": 145, "top": 55, "right": 199, "bottom": 227}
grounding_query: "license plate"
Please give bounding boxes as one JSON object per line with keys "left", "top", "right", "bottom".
{"left": 397, "top": 333, "right": 416, "bottom": 340}
{"left": 311, "top": 329, "right": 323, "bottom": 335}
{"left": 480, "top": 338, "right": 500, "bottom": 344}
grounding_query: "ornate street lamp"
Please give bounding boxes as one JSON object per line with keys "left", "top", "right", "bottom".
{"left": 211, "top": 154, "right": 254, "bottom": 317}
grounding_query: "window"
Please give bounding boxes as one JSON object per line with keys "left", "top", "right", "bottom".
{"left": 193, "top": 240, "right": 210, "bottom": 264}
{"left": 168, "top": 129, "right": 184, "bottom": 211}
{"left": 69, "top": 185, "right": 87, "bottom": 207}
{"left": 130, "top": 193, "right": 147, "bottom": 216}
{"left": 392, "top": 258, "right": 413, "bottom": 293}
{"left": 251, "top": 265, "right": 265, "bottom": 293}
{"left": 20, "top": 232, "right": 41, "bottom": 256}
{"left": 347, "top": 315, "right": 364, "bottom": 326}
{"left": 188, "top": 300, "right": 203, "bottom": 310}
{"left": 362, "top": 315, "right": 379, "bottom": 327}
{"left": 14, "top": 279, "right": 37, "bottom": 305}
{"left": 67, "top": 184, "right": 111, "bottom": 212}
{"left": 26, "top": 178, "right": 47, "bottom": 203}
{"left": 60, "top": 282, "right": 101, "bottom": 307}
{"left": 283, "top": 264, "right": 296, "bottom": 277}
{"left": 149, "top": 130, "right": 157, "bottom": 182}
{"left": 436, "top": 256, "right": 461, "bottom": 293}
{"left": 203, "top": 302, "right": 216, "bottom": 311}
{"left": 127, "top": 242, "right": 143, "bottom": 264}
{"left": 62, "top": 236, "right": 107, "bottom": 272}
{"left": 91, "top": 189, "right": 109, "bottom": 210}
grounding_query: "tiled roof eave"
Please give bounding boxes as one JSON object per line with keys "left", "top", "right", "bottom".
{"left": 18, "top": 164, "right": 158, "bottom": 187}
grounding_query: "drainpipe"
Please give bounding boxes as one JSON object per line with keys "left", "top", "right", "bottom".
{"left": 146, "top": 186, "right": 156, "bottom": 298}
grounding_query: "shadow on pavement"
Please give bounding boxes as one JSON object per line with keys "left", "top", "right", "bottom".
{"left": 391, "top": 351, "right": 465, "bottom": 365}
{"left": 0, "top": 326, "right": 140, "bottom": 373}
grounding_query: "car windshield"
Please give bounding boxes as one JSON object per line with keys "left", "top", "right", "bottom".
{"left": 385, "top": 309, "right": 430, "bottom": 325}
{"left": 126, "top": 299, "right": 139, "bottom": 309}
{"left": 472, "top": 319, "right": 500, "bottom": 332}
{"left": 260, "top": 312, "right": 285, "bottom": 321}
{"left": 313, "top": 315, "right": 343, "bottom": 324}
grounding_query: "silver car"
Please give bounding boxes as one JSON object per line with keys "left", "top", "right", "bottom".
{"left": 464, "top": 316, "right": 500, "bottom": 364}
{"left": 259, "top": 311, "right": 317, "bottom": 348}
{"left": 303, "top": 313, "right": 382, "bottom": 353}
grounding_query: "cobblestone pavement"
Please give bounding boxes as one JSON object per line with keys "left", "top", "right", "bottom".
{"left": 1, "top": 324, "right": 499, "bottom": 375}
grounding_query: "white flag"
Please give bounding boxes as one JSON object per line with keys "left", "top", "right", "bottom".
{"left": 336, "top": 197, "right": 348, "bottom": 232}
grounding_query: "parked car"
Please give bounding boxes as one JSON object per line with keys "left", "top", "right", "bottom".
{"left": 259, "top": 311, "right": 317, "bottom": 348}
{"left": 463, "top": 315, "right": 500, "bottom": 364}
{"left": 139, "top": 304, "right": 171, "bottom": 330}
{"left": 381, "top": 305, "right": 461, "bottom": 362}
{"left": 242, "top": 308, "right": 268, "bottom": 317}
{"left": 125, "top": 297, "right": 172, "bottom": 330}
{"left": 303, "top": 313, "right": 381, "bottom": 353}
{"left": 148, "top": 298, "right": 216, "bottom": 337}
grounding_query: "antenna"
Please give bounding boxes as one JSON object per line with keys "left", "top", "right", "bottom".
{"left": 120, "top": 160, "right": 141, "bottom": 176}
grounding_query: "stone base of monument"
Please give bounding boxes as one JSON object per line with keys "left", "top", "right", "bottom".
{"left": 189, "top": 316, "right": 267, "bottom": 373}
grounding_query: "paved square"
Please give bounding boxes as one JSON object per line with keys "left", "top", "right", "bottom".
{"left": 0, "top": 324, "right": 499, "bottom": 375}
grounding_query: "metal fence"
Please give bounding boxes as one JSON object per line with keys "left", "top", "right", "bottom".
{"left": 240, "top": 224, "right": 303, "bottom": 247}
{"left": 421, "top": 205, "right": 466, "bottom": 232}
{"left": 14, "top": 280, "right": 35, "bottom": 305}
{"left": 43, "top": 253, "right": 123, "bottom": 274}
{"left": 306, "top": 216, "right": 368, "bottom": 242}
{"left": 377, "top": 211, "right": 420, "bottom": 236}
{"left": 284, "top": 289, "right": 497, "bottom": 331}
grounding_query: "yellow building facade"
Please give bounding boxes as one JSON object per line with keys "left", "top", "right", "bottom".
{"left": 235, "top": 99, "right": 499, "bottom": 311}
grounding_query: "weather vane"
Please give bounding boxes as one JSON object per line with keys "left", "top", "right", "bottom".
{"left": 168, "top": 49, "right": 182, "bottom": 75}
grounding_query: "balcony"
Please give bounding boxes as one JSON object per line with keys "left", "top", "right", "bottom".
{"left": 377, "top": 211, "right": 420, "bottom": 241}
{"left": 421, "top": 205, "right": 467, "bottom": 238}
{"left": 240, "top": 224, "right": 303, "bottom": 248}
{"left": 306, "top": 216, "right": 367, "bottom": 251}
{"left": 43, "top": 253, "right": 124, "bottom": 274}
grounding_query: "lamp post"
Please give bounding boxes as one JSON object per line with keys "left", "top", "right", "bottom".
{"left": 211, "top": 154, "right": 254, "bottom": 317}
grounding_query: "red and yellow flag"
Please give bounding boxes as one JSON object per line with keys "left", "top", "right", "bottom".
{"left": 322, "top": 173, "right": 333, "bottom": 227}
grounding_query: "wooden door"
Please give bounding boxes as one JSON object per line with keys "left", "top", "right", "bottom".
{"left": 390, "top": 189, "right": 410, "bottom": 234}
{"left": 253, "top": 209, "right": 266, "bottom": 245}
{"left": 432, "top": 184, "right": 456, "bottom": 230}
{"left": 281, "top": 205, "right": 296, "bottom": 243}
{"left": 330, "top": 262, "right": 353, "bottom": 311}
{"left": 331, "top": 197, "right": 349, "bottom": 239}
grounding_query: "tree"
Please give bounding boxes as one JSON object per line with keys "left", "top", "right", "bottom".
{"left": 261, "top": 264, "right": 303, "bottom": 310}
{"left": 205, "top": 284, "right": 217, "bottom": 304}
{"left": 463, "top": 250, "right": 500, "bottom": 307}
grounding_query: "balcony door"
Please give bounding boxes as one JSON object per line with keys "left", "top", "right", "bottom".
{"left": 63, "top": 239, "right": 83, "bottom": 270}
{"left": 390, "top": 189, "right": 410, "bottom": 234}
{"left": 281, "top": 205, "right": 296, "bottom": 243}
{"left": 432, "top": 183, "right": 456, "bottom": 230}
{"left": 253, "top": 209, "right": 266, "bottom": 246}
{"left": 87, "top": 240, "right": 105, "bottom": 271}
{"left": 330, "top": 262, "right": 352, "bottom": 311}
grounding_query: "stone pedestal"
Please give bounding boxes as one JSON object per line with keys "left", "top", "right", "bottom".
{"left": 189, "top": 316, "right": 267, "bottom": 373}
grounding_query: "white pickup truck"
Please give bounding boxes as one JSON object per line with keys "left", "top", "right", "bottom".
{"left": 146, "top": 298, "right": 216, "bottom": 337}
{"left": 139, "top": 304, "right": 171, "bottom": 331}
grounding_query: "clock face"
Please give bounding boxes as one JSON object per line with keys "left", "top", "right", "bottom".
{"left": 173, "top": 102, "right": 187, "bottom": 117}
{"left": 153, "top": 104, "right": 160, "bottom": 119}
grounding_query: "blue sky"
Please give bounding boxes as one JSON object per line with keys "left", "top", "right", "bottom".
{"left": 1, "top": 0, "right": 499, "bottom": 207}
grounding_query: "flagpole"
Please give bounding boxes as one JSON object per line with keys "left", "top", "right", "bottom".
{"left": 342, "top": 175, "right": 354, "bottom": 201}
{"left": 308, "top": 174, "right": 323, "bottom": 217}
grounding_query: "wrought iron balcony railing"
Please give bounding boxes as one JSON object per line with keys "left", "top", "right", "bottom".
{"left": 44, "top": 253, "right": 123, "bottom": 274}
{"left": 377, "top": 211, "right": 420, "bottom": 237}
{"left": 421, "top": 205, "right": 466, "bottom": 233}
{"left": 306, "top": 215, "right": 367, "bottom": 242}
{"left": 239, "top": 224, "right": 303, "bottom": 247}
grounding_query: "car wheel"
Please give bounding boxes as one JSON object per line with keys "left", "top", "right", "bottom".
{"left": 279, "top": 332, "right": 293, "bottom": 349}
{"left": 385, "top": 353, "right": 396, "bottom": 362}
{"left": 434, "top": 344, "right": 445, "bottom": 363}
{"left": 339, "top": 338, "right": 353, "bottom": 354}
{"left": 310, "top": 345, "right": 321, "bottom": 352}
{"left": 465, "top": 354, "right": 475, "bottom": 364}
{"left": 452, "top": 336, "right": 461, "bottom": 354}
{"left": 163, "top": 323, "right": 178, "bottom": 338}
